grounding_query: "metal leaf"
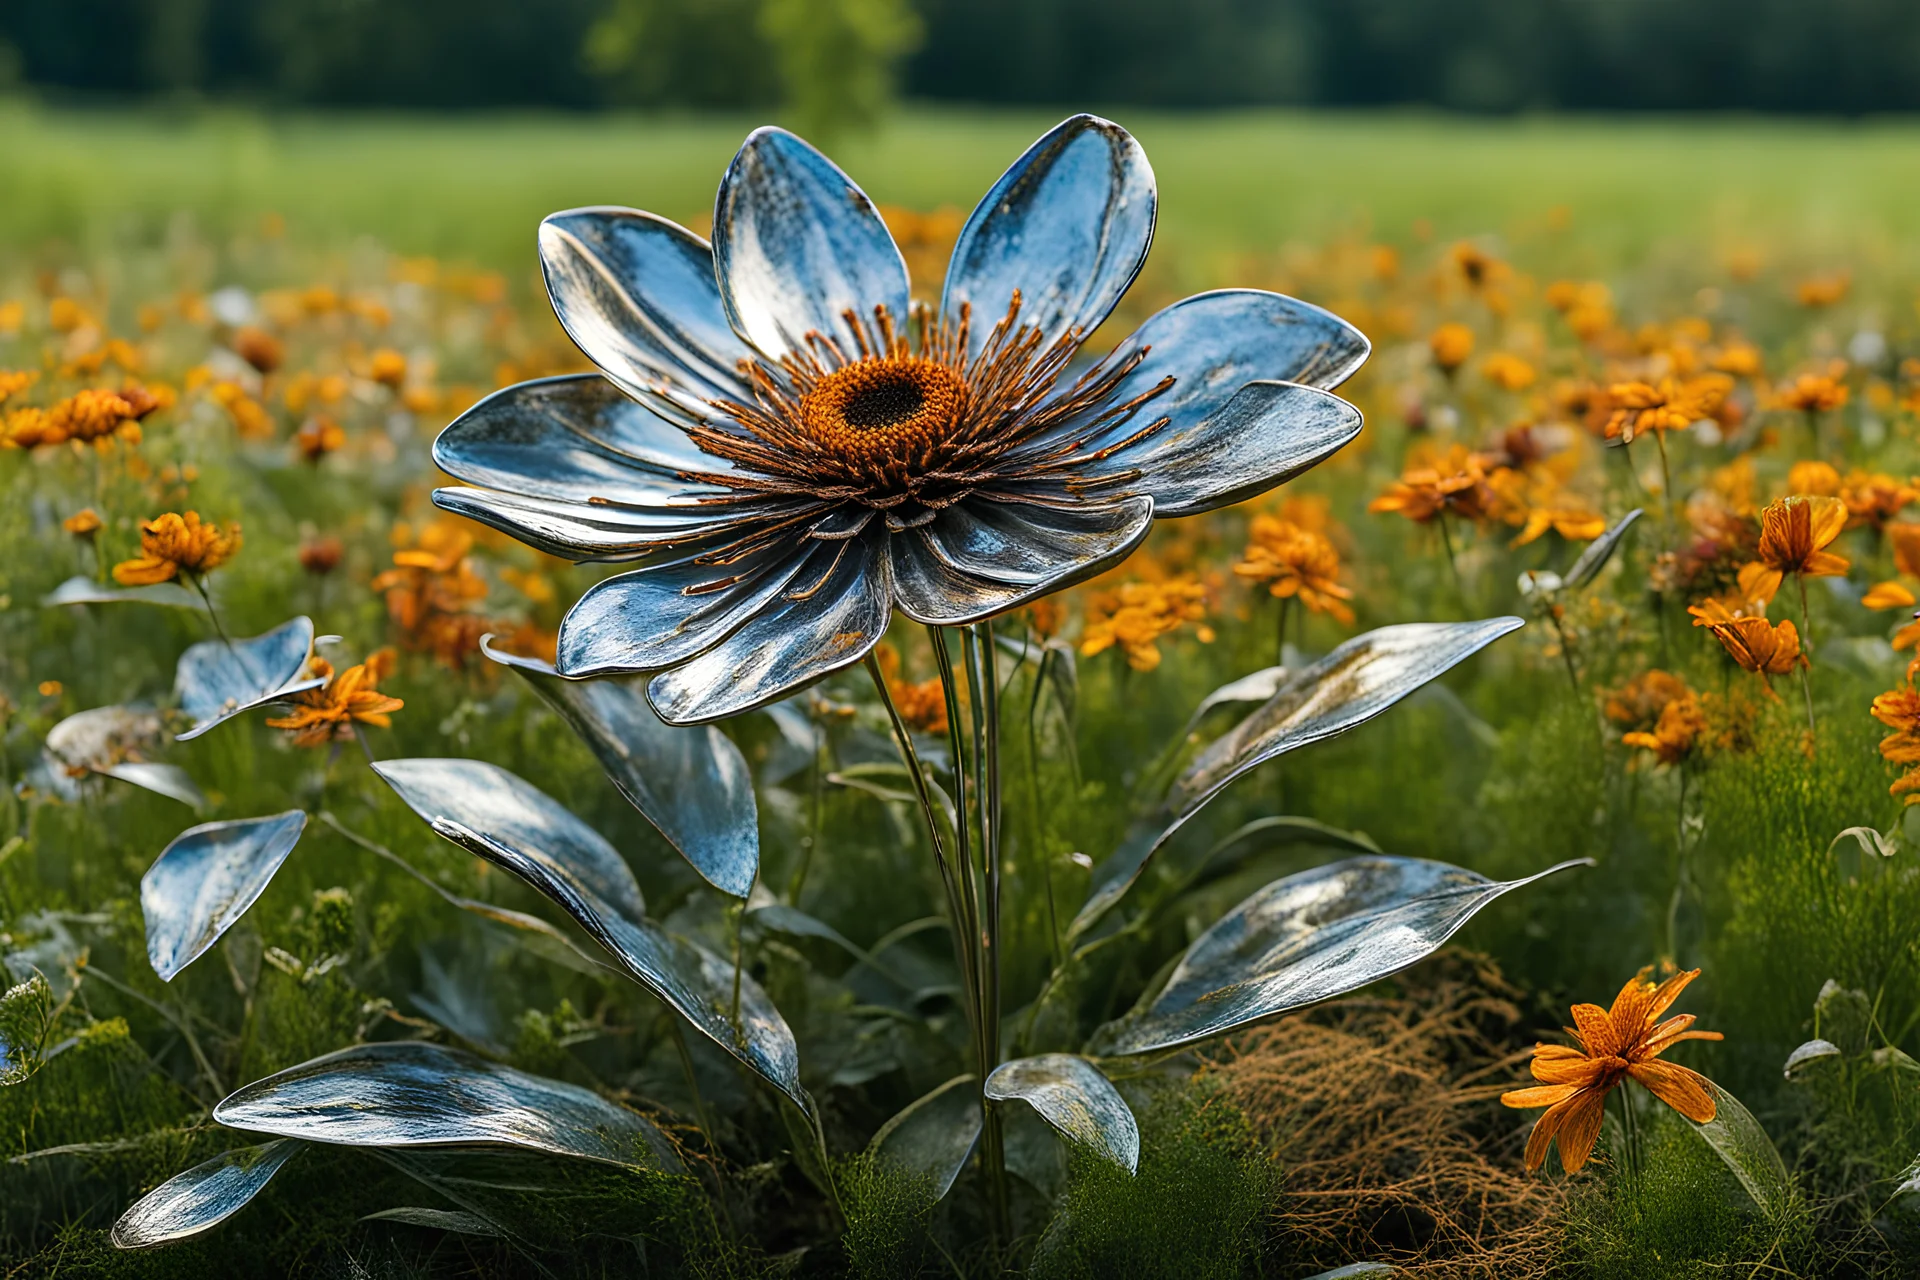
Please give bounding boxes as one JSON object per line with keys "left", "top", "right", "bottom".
{"left": 39, "top": 706, "right": 203, "bottom": 807}
{"left": 111, "top": 1140, "right": 302, "bottom": 1249}
{"left": 985, "top": 1055, "right": 1138, "bottom": 1173}
{"left": 1096, "top": 855, "right": 1589, "bottom": 1056}
{"left": 373, "top": 759, "right": 646, "bottom": 922}
{"left": 1073, "top": 619, "right": 1523, "bottom": 938}
{"left": 173, "top": 617, "right": 324, "bottom": 741}
{"left": 1690, "top": 1082, "right": 1791, "bottom": 1221}
{"left": 143, "top": 811, "right": 307, "bottom": 981}
{"left": 1783, "top": 1039, "right": 1842, "bottom": 1078}
{"left": 42, "top": 575, "right": 199, "bottom": 609}
{"left": 713, "top": 126, "right": 909, "bottom": 363}
{"left": 870, "top": 1074, "right": 981, "bottom": 1202}
{"left": 891, "top": 500, "right": 1152, "bottom": 627}
{"left": 214, "top": 1041, "right": 681, "bottom": 1170}
{"left": 382, "top": 789, "right": 804, "bottom": 1111}
{"left": 483, "top": 639, "right": 758, "bottom": 897}
{"left": 942, "top": 114, "right": 1155, "bottom": 362}
{"left": 1562, "top": 508, "right": 1642, "bottom": 591}
{"left": 1302, "top": 1266, "right": 1395, "bottom": 1279}
{"left": 1184, "top": 664, "right": 1289, "bottom": 733}
{"left": 362, "top": 1206, "right": 503, "bottom": 1236}
{"left": 97, "top": 762, "right": 208, "bottom": 809}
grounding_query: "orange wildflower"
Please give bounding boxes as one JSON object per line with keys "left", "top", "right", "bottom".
{"left": 1707, "top": 616, "right": 1806, "bottom": 680}
{"left": 372, "top": 518, "right": 492, "bottom": 666}
{"left": 1737, "top": 495, "right": 1848, "bottom": 603}
{"left": 1709, "top": 340, "right": 1762, "bottom": 378}
{"left": 1079, "top": 577, "right": 1213, "bottom": 672}
{"left": 1502, "top": 968, "right": 1722, "bottom": 1174}
{"left": 1486, "top": 468, "right": 1606, "bottom": 548}
{"left": 1369, "top": 444, "right": 1493, "bottom": 524}
{"left": 1795, "top": 273, "right": 1850, "bottom": 308}
{"left": 1837, "top": 470, "right": 1918, "bottom": 531}
{"left": 63, "top": 508, "right": 103, "bottom": 539}
{"left": 299, "top": 535, "right": 345, "bottom": 575}
{"left": 295, "top": 416, "right": 346, "bottom": 462}
{"left": 112, "top": 511, "right": 242, "bottom": 585}
{"left": 1025, "top": 596, "right": 1066, "bottom": 640}
{"left": 1622, "top": 695, "right": 1707, "bottom": 767}
{"left": 1604, "top": 670, "right": 1692, "bottom": 734}
{"left": 1604, "top": 376, "right": 1728, "bottom": 443}
{"left": 265, "top": 658, "right": 404, "bottom": 747}
{"left": 1481, "top": 352, "right": 1536, "bottom": 392}
{"left": 1232, "top": 513, "right": 1355, "bottom": 624}
{"left": 231, "top": 326, "right": 285, "bottom": 375}
{"left": 369, "top": 348, "right": 408, "bottom": 389}
{"left": 1428, "top": 323, "right": 1474, "bottom": 373}
{"left": 1786, "top": 460, "right": 1840, "bottom": 497}
{"left": 1774, "top": 373, "right": 1848, "bottom": 414}
{"left": 875, "top": 646, "right": 948, "bottom": 734}
{"left": 0, "top": 370, "right": 38, "bottom": 402}
{"left": 1872, "top": 661, "right": 1920, "bottom": 802}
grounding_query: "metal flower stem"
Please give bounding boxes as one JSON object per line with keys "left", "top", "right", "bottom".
{"left": 1026, "top": 636, "right": 1064, "bottom": 967}
{"left": 186, "top": 573, "right": 233, "bottom": 649}
{"left": 963, "top": 621, "right": 1012, "bottom": 1232}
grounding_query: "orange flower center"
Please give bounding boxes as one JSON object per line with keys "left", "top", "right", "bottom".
{"left": 795, "top": 355, "right": 965, "bottom": 467}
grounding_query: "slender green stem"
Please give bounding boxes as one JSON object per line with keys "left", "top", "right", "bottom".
{"left": 1796, "top": 574, "right": 1818, "bottom": 738}
{"left": 1667, "top": 765, "right": 1688, "bottom": 962}
{"left": 729, "top": 899, "right": 745, "bottom": 1026}
{"left": 1653, "top": 427, "right": 1675, "bottom": 530}
{"left": 1437, "top": 513, "right": 1466, "bottom": 609}
{"left": 786, "top": 711, "right": 826, "bottom": 902}
{"left": 187, "top": 573, "right": 232, "bottom": 648}
{"left": 1546, "top": 602, "right": 1582, "bottom": 695}
{"left": 1275, "top": 593, "right": 1293, "bottom": 667}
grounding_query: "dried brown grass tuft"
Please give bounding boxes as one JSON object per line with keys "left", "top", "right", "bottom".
{"left": 1200, "top": 951, "right": 1566, "bottom": 1278}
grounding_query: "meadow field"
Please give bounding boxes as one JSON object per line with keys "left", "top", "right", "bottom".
{"left": 3, "top": 105, "right": 1920, "bottom": 1277}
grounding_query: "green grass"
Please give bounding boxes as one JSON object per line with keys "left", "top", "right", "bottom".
{"left": 5, "top": 101, "right": 1920, "bottom": 272}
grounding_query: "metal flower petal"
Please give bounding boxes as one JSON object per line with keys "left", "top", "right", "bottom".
{"left": 143, "top": 811, "right": 307, "bottom": 981}
{"left": 173, "top": 616, "right": 324, "bottom": 741}
{"left": 870, "top": 1074, "right": 982, "bottom": 1201}
{"left": 213, "top": 1041, "right": 680, "bottom": 1171}
{"left": 713, "top": 127, "right": 909, "bottom": 362}
{"left": 1096, "top": 856, "right": 1590, "bottom": 1056}
{"left": 943, "top": 113, "right": 1155, "bottom": 360}
{"left": 538, "top": 210, "right": 758, "bottom": 428}
{"left": 111, "top": 1140, "right": 302, "bottom": 1249}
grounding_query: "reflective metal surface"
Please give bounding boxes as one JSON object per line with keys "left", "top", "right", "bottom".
{"left": 374, "top": 759, "right": 647, "bottom": 920}
{"left": 111, "top": 1140, "right": 301, "bottom": 1249}
{"left": 213, "top": 1041, "right": 681, "bottom": 1171}
{"left": 174, "top": 616, "right": 323, "bottom": 741}
{"left": 985, "top": 1054, "right": 1138, "bottom": 1173}
{"left": 538, "top": 212, "right": 755, "bottom": 429}
{"left": 870, "top": 1073, "right": 982, "bottom": 1202}
{"left": 714, "top": 127, "right": 910, "bottom": 362}
{"left": 381, "top": 775, "right": 801, "bottom": 1109}
{"left": 482, "top": 640, "right": 759, "bottom": 896}
{"left": 1564, "top": 508, "right": 1643, "bottom": 591}
{"left": 1098, "top": 855, "right": 1589, "bottom": 1056}
{"left": 40, "top": 705, "right": 205, "bottom": 808}
{"left": 1783, "top": 1038, "right": 1842, "bottom": 1078}
{"left": 42, "top": 575, "right": 199, "bottom": 609}
{"left": 143, "top": 811, "right": 307, "bottom": 981}
{"left": 942, "top": 114, "right": 1155, "bottom": 361}
{"left": 1073, "top": 618, "right": 1524, "bottom": 938}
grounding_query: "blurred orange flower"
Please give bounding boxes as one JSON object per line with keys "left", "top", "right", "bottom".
{"left": 266, "top": 658, "right": 404, "bottom": 747}
{"left": 1233, "top": 513, "right": 1355, "bottom": 624}
{"left": 1079, "top": 577, "right": 1213, "bottom": 672}
{"left": 112, "top": 511, "right": 241, "bottom": 585}
{"left": 1370, "top": 444, "right": 1493, "bottom": 524}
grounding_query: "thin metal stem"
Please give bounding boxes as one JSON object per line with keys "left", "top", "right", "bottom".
{"left": 1027, "top": 641, "right": 1063, "bottom": 968}
{"left": 187, "top": 573, "right": 232, "bottom": 649}
{"left": 963, "top": 621, "right": 1012, "bottom": 1240}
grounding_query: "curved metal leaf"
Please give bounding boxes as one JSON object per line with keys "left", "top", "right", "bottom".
{"left": 174, "top": 617, "right": 323, "bottom": 741}
{"left": 143, "top": 811, "right": 307, "bottom": 981}
{"left": 870, "top": 1074, "right": 981, "bottom": 1202}
{"left": 1096, "top": 855, "right": 1589, "bottom": 1056}
{"left": 362, "top": 1206, "right": 504, "bottom": 1236}
{"left": 1302, "top": 1266, "right": 1395, "bottom": 1279}
{"left": 1783, "top": 1039, "right": 1842, "bottom": 1078}
{"left": 213, "top": 1041, "right": 680, "bottom": 1171}
{"left": 1073, "top": 619, "right": 1523, "bottom": 938}
{"left": 111, "top": 1140, "right": 302, "bottom": 1249}
{"left": 43, "top": 575, "right": 199, "bottom": 609}
{"left": 1183, "top": 664, "right": 1289, "bottom": 734}
{"left": 985, "top": 1055, "right": 1138, "bottom": 1173}
{"left": 384, "top": 788, "right": 804, "bottom": 1111}
{"left": 1691, "top": 1082, "right": 1791, "bottom": 1221}
{"left": 374, "top": 759, "right": 645, "bottom": 922}
{"left": 98, "top": 762, "right": 208, "bottom": 810}
{"left": 1563, "top": 509, "right": 1642, "bottom": 591}
{"left": 482, "top": 639, "right": 758, "bottom": 898}
{"left": 40, "top": 706, "right": 204, "bottom": 807}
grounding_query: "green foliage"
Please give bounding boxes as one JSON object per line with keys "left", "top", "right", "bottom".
{"left": 1028, "top": 1082, "right": 1278, "bottom": 1280}
{"left": 838, "top": 1148, "right": 938, "bottom": 1278}
{"left": 759, "top": 0, "right": 923, "bottom": 143}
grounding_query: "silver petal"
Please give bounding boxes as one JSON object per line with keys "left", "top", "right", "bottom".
{"left": 213, "top": 1041, "right": 680, "bottom": 1171}
{"left": 174, "top": 617, "right": 322, "bottom": 742}
{"left": 374, "top": 759, "right": 647, "bottom": 921}
{"left": 1563, "top": 508, "right": 1643, "bottom": 591}
{"left": 984, "top": 1055, "right": 1138, "bottom": 1174}
{"left": 45, "top": 705, "right": 163, "bottom": 770}
{"left": 143, "top": 811, "right": 307, "bottom": 981}
{"left": 42, "top": 575, "right": 200, "bottom": 609}
{"left": 111, "top": 1140, "right": 302, "bottom": 1249}
{"left": 870, "top": 1074, "right": 982, "bottom": 1202}
{"left": 891, "top": 497, "right": 1152, "bottom": 627}
{"left": 435, "top": 375, "right": 742, "bottom": 500}
{"left": 1082, "top": 379, "right": 1362, "bottom": 517}
{"left": 432, "top": 485, "right": 782, "bottom": 564}
{"left": 648, "top": 529, "right": 892, "bottom": 725}
{"left": 1101, "top": 288, "right": 1370, "bottom": 412}
{"left": 538, "top": 210, "right": 756, "bottom": 428}
{"left": 713, "top": 127, "right": 910, "bottom": 362}
{"left": 99, "top": 762, "right": 208, "bottom": 810}
{"left": 943, "top": 114, "right": 1155, "bottom": 361}
{"left": 556, "top": 538, "right": 816, "bottom": 676}
{"left": 1691, "top": 1083, "right": 1791, "bottom": 1220}
{"left": 1783, "top": 1039, "right": 1842, "bottom": 1078}
{"left": 421, "top": 814, "right": 803, "bottom": 1109}
{"left": 481, "top": 640, "right": 759, "bottom": 898}
{"left": 1073, "top": 619, "right": 1523, "bottom": 939}
{"left": 1098, "top": 856, "right": 1589, "bottom": 1055}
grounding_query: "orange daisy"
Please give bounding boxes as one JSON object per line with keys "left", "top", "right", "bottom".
{"left": 1737, "top": 495, "right": 1848, "bottom": 604}
{"left": 1503, "top": 968, "right": 1723, "bottom": 1174}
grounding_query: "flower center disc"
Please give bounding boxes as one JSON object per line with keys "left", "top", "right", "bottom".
{"left": 797, "top": 356, "right": 965, "bottom": 466}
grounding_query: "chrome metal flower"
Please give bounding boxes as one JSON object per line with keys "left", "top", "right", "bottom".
{"left": 433, "top": 115, "right": 1369, "bottom": 723}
